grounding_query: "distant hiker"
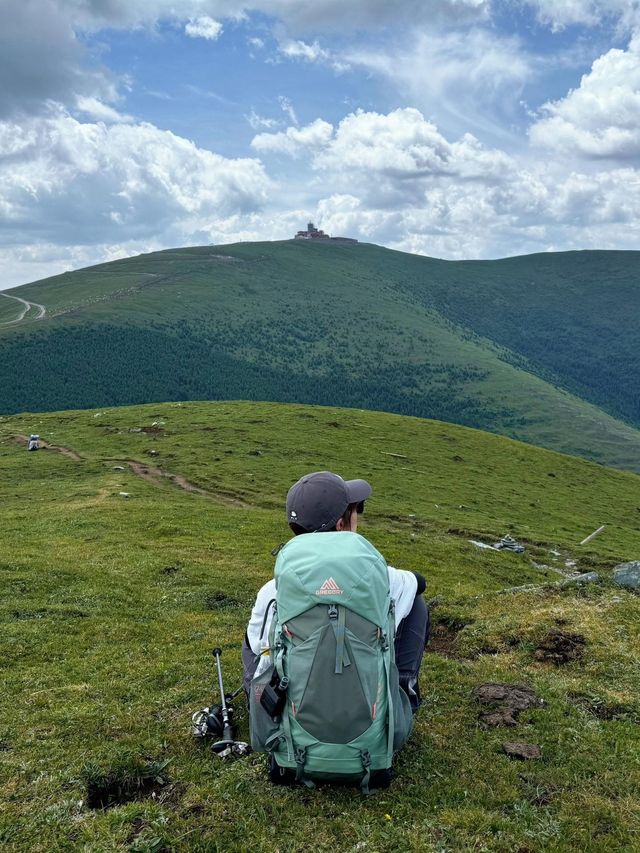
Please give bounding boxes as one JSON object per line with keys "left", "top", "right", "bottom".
{"left": 27, "top": 434, "right": 40, "bottom": 451}
{"left": 243, "top": 470, "right": 429, "bottom": 788}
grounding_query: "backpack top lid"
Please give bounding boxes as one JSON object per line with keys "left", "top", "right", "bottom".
{"left": 274, "top": 531, "right": 390, "bottom": 626}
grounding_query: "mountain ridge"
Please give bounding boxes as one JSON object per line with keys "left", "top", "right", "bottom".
{"left": 1, "top": 240, "right": 638, "bottom": 472}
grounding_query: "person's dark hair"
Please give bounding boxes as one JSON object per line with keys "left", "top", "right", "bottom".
{"left": 289, "top": 501, "right": 363, "bottom": 536}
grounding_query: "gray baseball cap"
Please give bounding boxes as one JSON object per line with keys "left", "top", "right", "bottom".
{"left": 286, "top": 471, "right": 372, "bottom": 532}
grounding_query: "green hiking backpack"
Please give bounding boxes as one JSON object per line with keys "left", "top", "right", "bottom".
{"left": 249, "top": 531, "right": 413, "bottom": 791}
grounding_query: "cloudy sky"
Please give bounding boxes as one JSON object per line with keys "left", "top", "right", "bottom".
{"left": 2, "top": 0, "right": 640, "bottom": 289}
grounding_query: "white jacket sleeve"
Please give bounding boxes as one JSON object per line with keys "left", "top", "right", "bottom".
{"left": 387, "top": 565, "right": 419, "bottom": 625}
{"left": 246, "top": 578, "right": 277, "bottom": 656}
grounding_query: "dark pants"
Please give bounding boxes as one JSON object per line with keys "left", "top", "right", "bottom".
{"left": 242, "top": 595, "right": 430, "bottom": 712}
{"left": 395, "top": 594, "right": 430, "bottom": 712}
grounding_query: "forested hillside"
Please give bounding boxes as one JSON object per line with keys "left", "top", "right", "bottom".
{"left": 1, "top": 241, "right": 638, "bottom": 471}
{"left": 393, "top": 250, "right": 640, "bottom": 428}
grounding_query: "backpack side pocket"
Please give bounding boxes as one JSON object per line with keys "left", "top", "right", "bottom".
{"left": 389, "top": 659, "right": 413, "bottom": 751}
{"left": 249, "top": 663, "right": 282, "bottom": 751}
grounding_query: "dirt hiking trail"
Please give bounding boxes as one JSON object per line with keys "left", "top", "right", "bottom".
{"left": 12, "top": 435, "right": 247, "bottom": 506}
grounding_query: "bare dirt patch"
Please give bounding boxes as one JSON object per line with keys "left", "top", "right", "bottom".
{"left": 109, "top": 458, "right": 251, "bottom": 507}
{"left": 568, "top": 692, "right": 635, "bottom": 721}
{"left": 84, "top": 759, "right": 171, "bottom": 810}
{"left": 474, "top": 682, "right": 544, "bottom": 727}
{"left": 534, "top": 629, "right": 586, "bottom": 665}
{"left": 426, "top": 621, "right": 461, "bottom": 657}
{"left": 503, "top": 742, "right": 542, "bottom": 760}
{"left": 48, "top": 444, "right": 82, "bottom": 461}
{"left": 203, "top": 591, "right": 240, "bottom": 610}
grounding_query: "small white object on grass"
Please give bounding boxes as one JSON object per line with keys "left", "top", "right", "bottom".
{"left": 469, "top": 540, "right": 496, "bottom": 550}
{"left": 579, "top": 525, "right": 605, "bottom": 546}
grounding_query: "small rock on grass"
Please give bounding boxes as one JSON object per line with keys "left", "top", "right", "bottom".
{"left": 503, "top": 742, "right": 542, "bottom": 760}
{"left": 559, "top": 571, "right": 599, "bottom": 587}
{"left": 613, "top": 561, "right": 640, "bottom": 590}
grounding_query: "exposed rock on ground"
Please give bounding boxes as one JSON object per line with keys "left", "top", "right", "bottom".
{"left": 613, "top": 561, "right": 640, "bottom": 590}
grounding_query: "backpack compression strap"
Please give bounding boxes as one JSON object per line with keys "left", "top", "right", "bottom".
{"left": 328, "top": 604, "right": 351, "bottom": 673}
{"left": 384, "top": 602, "right": 396, "bottom": 766}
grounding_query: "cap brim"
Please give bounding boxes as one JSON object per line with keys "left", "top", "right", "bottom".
{"left": 344, "top": 478, "right": 372, "bottom": 503}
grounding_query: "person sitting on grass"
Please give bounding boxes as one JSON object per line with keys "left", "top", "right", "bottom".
{"left": 242, "top": 470, "right": 430, "bottom": 711}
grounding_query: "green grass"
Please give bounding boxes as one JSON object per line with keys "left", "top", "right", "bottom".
{"left": 1, "top": 400, "right": 639, "bottom": 851}
{"left": 2, "top": 241, "right": 640, "bottom": 472}
{"left": 0, "top": 296, "right": 25, "bottom": 324}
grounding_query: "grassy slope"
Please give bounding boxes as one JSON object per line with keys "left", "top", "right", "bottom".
{"left": 0, "top": 297, "right": 22, "bottom": 324}
{"left": 2, "top": 241, "right": 640, "bottom": 472}
{"left": 1, "top": 400, "right": 639, "bottom": 852}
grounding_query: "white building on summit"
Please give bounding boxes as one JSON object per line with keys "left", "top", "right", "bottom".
{"left": 294, "top": 222, "right": 330, "bottom": 240}
{"left": 294, "top": 222, "right": 358, "bottom": 243}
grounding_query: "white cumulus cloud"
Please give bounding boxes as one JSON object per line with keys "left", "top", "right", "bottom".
{"left": 530, "top": 34, "right": 640, "bottom": 158}
{"left": 0, "top": 110, "right": 272, "bottom": 248}
{"left": 254, "top": 107, "right": 515, "bottom": 207}
{"left": 252, "top": 118, "right": 334, "bottom": 156}
{"left": 250, "top": 105, "right": 640, "bottom": 260}
{"left": 185, "top": 16, "right": 223, "bottom": 40}
{"left": 522, "top": 0, "right": 640, "bottom": 31}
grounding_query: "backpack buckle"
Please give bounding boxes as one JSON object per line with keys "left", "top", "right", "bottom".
{"left": 295, "top": 747, "right": 315, "bottom": 787}
{"left": 360, "top": 750, "right": 372, "bottom": 795}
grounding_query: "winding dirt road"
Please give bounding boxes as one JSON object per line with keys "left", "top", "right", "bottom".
{"left": 0, "top": 292, "right": 46, "bottom": 325}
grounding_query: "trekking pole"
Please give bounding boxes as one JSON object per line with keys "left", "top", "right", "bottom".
{"left": 210, "top": 648, "right": 251, "bottom": 759}
{"left": 190, "top": 650, "right": 245, "bottom": 744}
